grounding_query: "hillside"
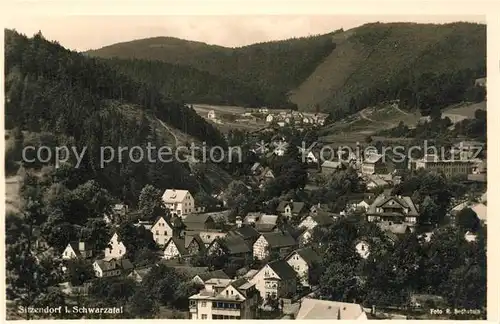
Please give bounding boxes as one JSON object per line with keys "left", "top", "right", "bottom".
{"left": 88, "top": 22, "right": 485, "bottom": 118}
{"left": 4, "top": 29, "right": 231, "bottom": 203}
{"left": 87, "top": 32, "right": 339, "bottom": 108}
{"left": 302, "top": 22, "right": 486, "bottom": 118}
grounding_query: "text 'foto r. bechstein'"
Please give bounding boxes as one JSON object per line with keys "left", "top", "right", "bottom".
{"left": 5, "top": 14, "right": 487, "bottom": 320}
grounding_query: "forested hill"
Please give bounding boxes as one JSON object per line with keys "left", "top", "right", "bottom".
{"left": 86, "top": 32, "right": 339, "bottom": 109}
{"left": 88, "top": 22, "right": 485, "bottom": 119}
{"left": 293, "top": 22, "right": 487, "bottom": 119}
{"left": 4, "top": 29, "right": 228, "bottom": 202}
{"left": 101, "top": 57, "right": 269, "bottom": 107}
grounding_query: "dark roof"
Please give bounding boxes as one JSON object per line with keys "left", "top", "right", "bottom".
{"left": 367, "top": 195, "right": 419, "bottom": 216}
{"left": 310, "top": 213, "right": 335, "bottom": 226}
{"left": 232, "top": 225, "right": 261, "bottom": 241}
{"left": 183, "top": 213, "right": 214, "bottom": 224}
{"left": 287, "top": 247, "right": 321, "bottom": 266}
{"left": 262, "top": 231, "right": 297, "bottom": 248}
{"left": 255, "top": 223, "right": 277, "bottom": 232}
{"left": 198, "top": 269, "right": 230, "bottom": 282}
{"left": 276, "top": 201, "right": 306, "bottom": 213}
{"left": 168, "top": 237, "right": 189, "bottom": 256}
{"left": 223, "top": 235, "right": 252, "bottom": 255}
{"left": 267, "top": 260, "right": 297, "bottom": 280}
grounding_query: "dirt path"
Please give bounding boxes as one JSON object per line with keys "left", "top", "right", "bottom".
{"left": 154, "top": 117, "right": 179, "bottom": 147}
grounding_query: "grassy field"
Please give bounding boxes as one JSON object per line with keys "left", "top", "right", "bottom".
{"left": 192, "top": 104, "right": 268, "bottom": 133}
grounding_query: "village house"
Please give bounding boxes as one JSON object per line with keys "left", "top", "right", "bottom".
{"left": 244, "top": 213, "right": 279, "bottom": 232}
{"left": 231, "top": 221, "right": 261, "bottom": 246}
{"left": 321, "top": 160, "right": 343, "bottom": 175}
{"left": 297, "top": 228, "right": 313, "bottom": 247}
{"left": 93, "top": 258, "right": 134, "bottom": 278}
{"left": 265, "top": 114, "right": 274, "bottom": 123}
{"left": 412, "top": 154, "right": 472, "bottom": 178}
{"left": 253, "top": 231, "right": 298, "bottom": 260}
{"left": 298, "top": 212, "right": 335, "bottom": 231}
{"left": 295, "top": 298, "right": 367, "bottom": 320}
{"left": 285, "top": 247, "right": 321, "bottom": 287}
{"left": 189, "top": 277, "right": 259, "bottom": 319}
{"left": 207, "top": 234, "right": 253, "bottom": 259}
{"left": 366, "top": 175, "right": 390, "bottom": 190}
{"left": 276, "top": 200, "right": 307, "bottom": 220}
{"left": 163, "top": 234, "right": 205, "bottom": 260}
{"left": 150, "top": 216, "right": 175, "bottom": 247}
{"left": 185, "top": 229, "right": 227, "bottom": 247}
{"left": 192, "top": 270, "right": 230, "bottom": 286}
{"left": 162, "top": 189, "right": 198, "bottom": 217}
{"left": 366, "top": 194, "right": 419, "bottom": 230}
{"left": 361, "top": 154, "right": 386, "bottom": 175}
{"left": 249, "top": 260, "right": 298, "bottom": 300}
{"left": 104, "top": 232, "right": 127, "bottom": 259}
{"left": 183, "top": 213, "right": 216, "bottom": 231}
{"left": 355, "top": 238, "right": 371, "bottom": 259}
{"left": 62, "top": 241, "right": 94, "bottom": 260}
{"left": 207, "top": 110, "right": 217, "bottom": 120}
{"left": 128, "top": 266, "right": 153, "bottom": 283}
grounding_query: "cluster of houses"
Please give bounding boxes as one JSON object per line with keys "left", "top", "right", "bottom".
{"left": 59, "top": 177, "right": 486, "bottom": 319}
{"left": 206, "top": 108, "right": 328, "bottom": 128}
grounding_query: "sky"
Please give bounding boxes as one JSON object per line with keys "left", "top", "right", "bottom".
{"left": 5, "top": 15, "right": 486, "bottom": 52}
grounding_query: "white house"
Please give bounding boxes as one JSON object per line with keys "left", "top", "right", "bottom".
{"left": 285, "top": 248, "right": 321, "bottom": 287}
{"left": 150, "top": 216, "right": 174, "bottom": 247}
{"left": 207, "top": 110, "right": 216, "bottom": 120}
{"left": 298, "top": 229, "right": 314, "bottom": 247}
{"left": 249, "top": 260, "right": 298, "bottom": 300}
{"left": 355, "top": 239, "right": 370, "bottom": 259}
{"left": 189, "top": 278, "right": 259, "bottom": 319}
{"left": 162, "top": 189, "right": 197, "bottom": 217}
{"left": 93, "top": 258, "right": 133, "bottom": 278}
{"left": 266, "top": 114, "right": 274, "bottom": 123}
{"left": 62, "top": 241, "right": 93, "bottom": 260}
{"left": 104, "top": 232, "right": 127, "bottom": 259}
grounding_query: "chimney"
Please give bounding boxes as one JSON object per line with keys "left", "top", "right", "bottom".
{"left": 236, "top": 216, "right": 242, "bottom": 228}
{"left": 79, "top": 241, "right": 86, "bottom": 251}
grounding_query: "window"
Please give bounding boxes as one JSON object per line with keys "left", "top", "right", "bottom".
{"left": 156, "top": 231, "right": 159, "bottom": 235}
{"left": 201, "top": 314, "right": 207, "bottom": 319}
{"left": 164, "top": 231, "right": 168, "bottom": 235}
{"left": 201, "top": 301, "right": 206, "bottom": 307}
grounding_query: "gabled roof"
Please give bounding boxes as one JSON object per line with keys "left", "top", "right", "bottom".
{"left": 223, "top": 235, "right": 252, "bottom": 255}
{"left": 286, "top": 247, "right": 321, "bottom": 266}
{"left": 364, "top": 154, "right": 383, "bottom": 164}
{"left": 165, "top": 237, "right": 189, "bottom": 256}
{"left": 276, "top": 201, "right": 306, "bottom": 214}
{"left": 152, "top": 216, "right": 174, "bottom": 229}
{"left": 367, "top": 175, "right": 389, "bottom": 187}
{"left": 261, "top": 231, "right": 297, "bottom": 248}
{"left": 367, "top": 194, "right": 419, "bottom": 216}
{"left": 267, "top": 260, "right": 297, "bottom": 280}
{"left": 162, "top": 189, "right": 190, "bottom": 203}
{"left": 231, "top": 225, "right": 260, "bottom": 241}
{"left": 183, "top": 213, "right": 214, "bottom": 224}
{"left": 309, "top": 213, "right": 335, "bottom": 226}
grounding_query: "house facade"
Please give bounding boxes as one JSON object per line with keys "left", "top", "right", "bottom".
{"left": 62, "top": 241, "right": 93, "bottom": 260}
{"left": 162, "top": 189, "right": 197, "bottom": 217}
{"left": 189, "top": 278, "right": 259, "bottom": 319}
{"left": 252, "top": 232, "right": 297, "bottom": 260}
{"left": 366, "top": 195, "right": 419, "bottom": 225}
{"left": 361, "top": 154, "right": 386, "bottom": 175}
{"left": 150, "top": 216, "right": 174, "bottom": 247}
{"left": 93, "top": 258, "right": 133, "bottom": 278}
{"left": 285, "top": 248, "right": 321, "bottom": 287}
{"left": 163, "top": 235, "right": 204, "bottom": 260}
{"left": 412, "top": 154, "right": 472, "bottom": 178}
{"left": 249, "top": 260, "right": 297, "bottom": 300}
{"left": 104, "top": 232, "right": 127, "bottom": 259}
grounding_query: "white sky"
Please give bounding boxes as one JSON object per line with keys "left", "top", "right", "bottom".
{"left": 5, "top": 15, "right": 485, "bottom": 52}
